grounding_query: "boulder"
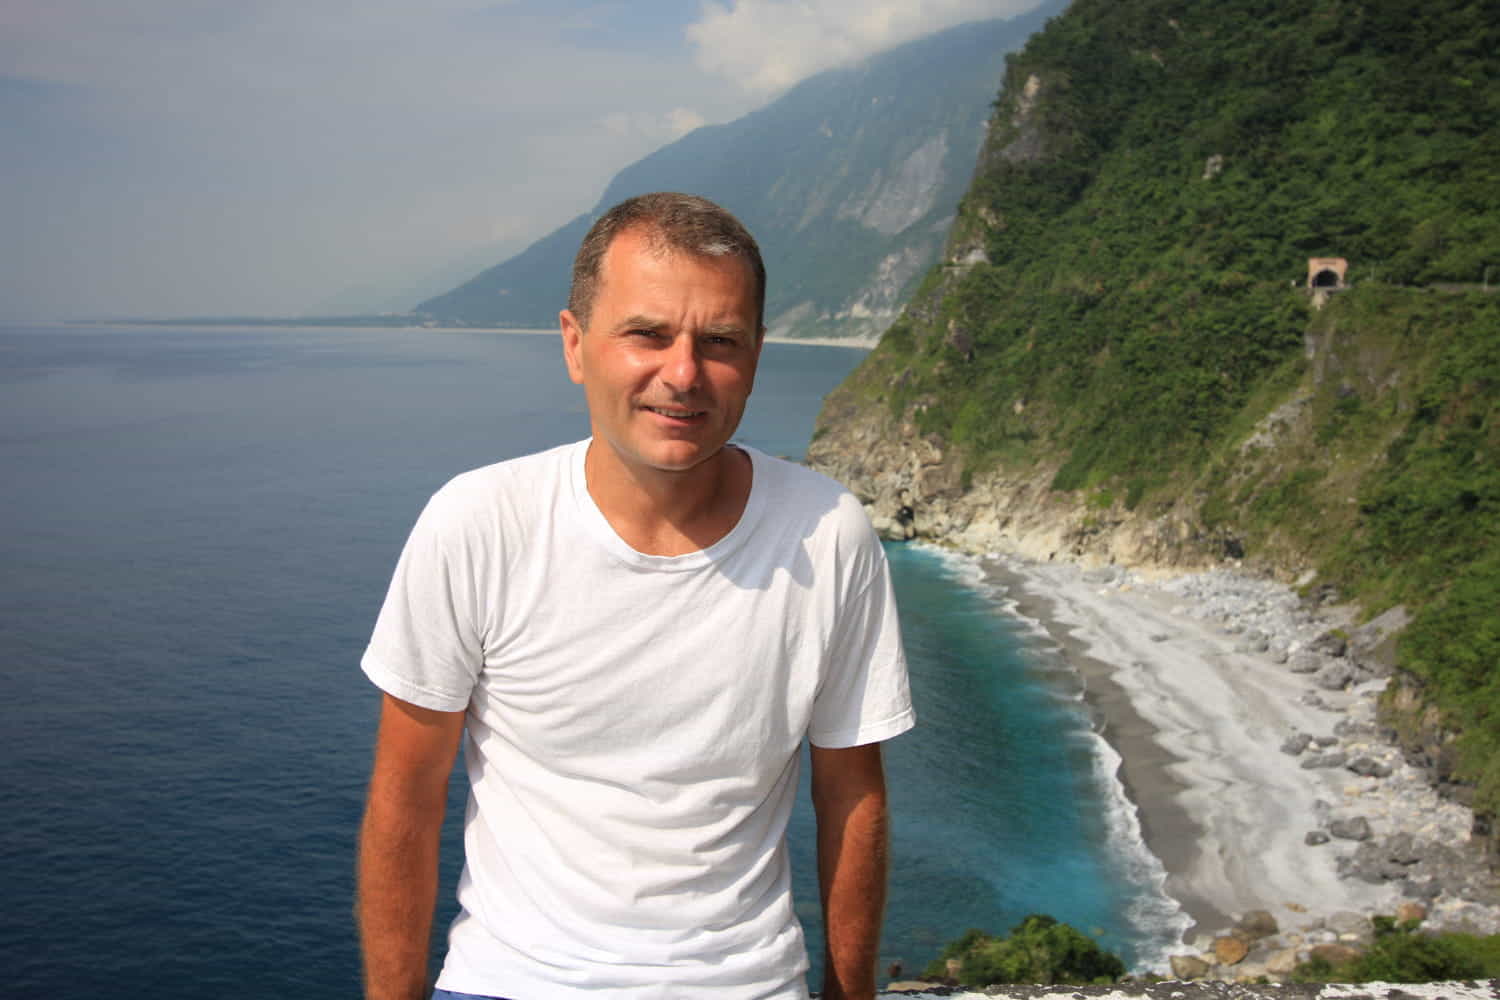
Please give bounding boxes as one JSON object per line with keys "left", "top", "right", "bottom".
{"left": 1288, "top": 650, "right": 1322, "bottom": 674}
{"left": 1349, "top": 840, "right": 1415, "bottom": 882}
{"left": 1266, "top": 947, "right": 1301, "bottom": 978}
{"left": 1234, "top": 961, "right": 1271, "bottom": 984}
{"left": 1306, "top": 830, "right": 1331, "bottom": 845}
{"left": 1214, "top": 935, "right": 1250, "bottom": 965}
{"left": 1330, "top": 816, "right": 1373, "bottom": 841}
{"left": 1383, "top": 832, "right": 1421, "bottom": 865}
{"left": 1236, "top": 909, "right": 1280, "bottom": 940}
{"left": 1280, "top": 732, "right": 1312, "bottom": 755}
{"left": 1310, "top": 629, "right": 1349, "bottom": 657}
{"left": 1314, "top": 660, "right": 1355, "bottom": 691}
{"left": 1346, "top": 755, "right": 1394, "bottom": 778}
{"left": 1348, "top": 605, "right": 1411, "bottom": 675}
{"left": 1170, "top": 954, "right": 1211, "bottom": 980}
{"left": 1401, "top": 876, "right": 1442, "bottom": 900}
{"left": 1309, "top": 942, "right": 1362, "bottom": 966}
{"left": 1334, "top": 717, "right": 1377, "bottom": 740}
{"left": 1301, "top": 751, "right": 1348, "bottom": 769}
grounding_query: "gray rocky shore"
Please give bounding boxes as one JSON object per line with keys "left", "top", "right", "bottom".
{"left": 967, "top": 558, "right": 1499, "bottom": 987}
{"left": 1135, "top": 566, "right": 1499, "bottom": 979}
{"left": 1153, "top": 572, "right": 1497, "bottom": 911}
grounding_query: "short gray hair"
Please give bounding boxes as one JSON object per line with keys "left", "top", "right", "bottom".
{"left": 568, "top": 192, "right": 766, "bottom": 332}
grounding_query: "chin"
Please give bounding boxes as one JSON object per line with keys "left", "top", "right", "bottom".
{"left": 640, "top": 441, "right": 726, "bottom": 473}
{"left": 649, "top": 450, "right": 717, "bottom": 473}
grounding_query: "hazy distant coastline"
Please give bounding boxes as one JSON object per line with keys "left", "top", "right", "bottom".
{"left": 62, "top": 316, "right": 877, "bottom": 349}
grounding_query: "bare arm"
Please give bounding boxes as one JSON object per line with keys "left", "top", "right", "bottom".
{"left": 357, "top": 694, "right": 466, "bottom": 1000}
{"left": 811, "top": 741, "right": 890, "bottom": 1000}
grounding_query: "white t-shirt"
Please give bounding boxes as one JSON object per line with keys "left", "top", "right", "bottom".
{"left": 362, "top": 440, "right": 913, "bottom": 999}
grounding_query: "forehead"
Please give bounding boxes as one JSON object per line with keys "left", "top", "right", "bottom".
{"left": 596, "top": 228, "right": 757, "bottom": 306}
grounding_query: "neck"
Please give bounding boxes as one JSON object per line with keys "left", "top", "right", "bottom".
{"left": 583, "top": 442, "right": 753, "bottom": 557}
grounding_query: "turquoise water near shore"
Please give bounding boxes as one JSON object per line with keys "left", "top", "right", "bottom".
{"left": 0, "top": 323, "right": 1180, "bottom": 994}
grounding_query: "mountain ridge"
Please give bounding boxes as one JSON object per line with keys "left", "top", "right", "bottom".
{"left": 415, "top": 3, "right": 1067, "bottom": 338}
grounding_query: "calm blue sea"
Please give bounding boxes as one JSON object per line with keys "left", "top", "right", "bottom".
{"left": 0, "top": 323, "right": 1182, "bottom": 995}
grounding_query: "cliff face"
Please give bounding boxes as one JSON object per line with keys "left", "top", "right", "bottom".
{"left": 807, "top": 396, "right": 1208, "bottom": 569}
{"left": 809, "top": 0, "right": 1500, "bottom": 835}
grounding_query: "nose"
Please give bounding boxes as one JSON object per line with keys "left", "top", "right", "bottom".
{"left": 660, "top": 335, "right": 701, "bottom": 393}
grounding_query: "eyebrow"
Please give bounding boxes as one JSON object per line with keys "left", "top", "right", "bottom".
{"left": 701, "top": 322, "right": 751, "bottom": 338}
{"left": 613, "top": 315, "right": 750, "bottom": 337}
{"left": 615, "top": 314, "right": 666, "bottom": 332}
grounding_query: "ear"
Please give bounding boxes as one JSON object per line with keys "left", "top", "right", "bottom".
{"left": 559, "top": 309, "right": 585, "bottom": 385}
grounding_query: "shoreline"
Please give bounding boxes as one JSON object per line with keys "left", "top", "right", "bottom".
{"left": 956, "top": 550, "right": 1500, "bottom": 974}
{"left": 987, "top": 557, "right": 1222, "bottom": 936}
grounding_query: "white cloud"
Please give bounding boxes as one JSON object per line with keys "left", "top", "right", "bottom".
{"left": 686, "top": 0, "right": 1042, "bottom": 96}
{"left": 667, "top": 107, "right": 707, "bottom": 138}
{"left": 602, "top": 106, "right": 708, "bottom": 144}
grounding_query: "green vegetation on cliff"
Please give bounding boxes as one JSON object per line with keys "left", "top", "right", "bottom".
{"left": 924, "top": 915, "right": 1126, "bottom": 987}
{"left": 822, "top": 0, "right": 1500, "bottom": 817}
{"left": 866, "top": 0, "right": 1497, "bottom": 489}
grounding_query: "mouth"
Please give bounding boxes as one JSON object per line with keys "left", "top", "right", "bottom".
{"left": 643, "top": 405, "right": 707, "bottom": 421}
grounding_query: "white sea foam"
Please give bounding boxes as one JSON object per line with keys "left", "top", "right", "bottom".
{"left": 1087, "top": 730, "right": 1193, "bottom": 972}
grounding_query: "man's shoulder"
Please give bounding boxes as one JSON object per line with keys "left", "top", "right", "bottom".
{"left": 421, "top": 439, "right": 581, "bottom": 524}
{"left": 748, "top": 445, "right": 851, "bottom": 497}
{"left": 745, "top": 447, "right": 875, "bottom": 537}
{"left": 436, "top": 440, "right": 579, "bottom": 497}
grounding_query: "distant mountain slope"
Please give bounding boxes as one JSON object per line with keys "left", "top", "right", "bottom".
{"left": 809, "top": 0, "right": 1499, "bottom": 845}
{"left": 416, "top": 2, "right": 1067, "bottom": 338}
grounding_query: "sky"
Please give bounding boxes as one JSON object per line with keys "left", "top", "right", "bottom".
{"left": 1, "top": 0, "right": 1043, "bottom": 321}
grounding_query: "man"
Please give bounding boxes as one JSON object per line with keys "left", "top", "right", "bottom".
{"left": 358, "top": 192, "right": 913, "bottom": 1000}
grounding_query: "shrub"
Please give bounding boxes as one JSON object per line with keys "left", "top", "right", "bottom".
{"left": 923, "top": 914, "right": 1126, "bottom": 987}
{"left": 1293, "top": 916, "right": 1495, "bottom": 983}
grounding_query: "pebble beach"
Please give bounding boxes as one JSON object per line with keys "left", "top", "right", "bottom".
{"left": 981, "top": 555, "right": 1500, "bottom": 979}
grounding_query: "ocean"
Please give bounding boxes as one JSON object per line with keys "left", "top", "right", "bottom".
{"left": 0, "top": 323, "right": 1182, "bottom": 994}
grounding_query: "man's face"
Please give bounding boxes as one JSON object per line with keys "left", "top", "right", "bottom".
{"left": 560, "top": 227, "right": 762, "bottom": 479}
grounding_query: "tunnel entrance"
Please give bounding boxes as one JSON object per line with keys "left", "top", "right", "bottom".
{"left": 1307, "top": 257, "right": 1348, "bottom": 291}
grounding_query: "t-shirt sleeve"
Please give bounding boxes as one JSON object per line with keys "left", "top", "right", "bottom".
{"left": 808, "top": 514, "right": 914, "bottom": 749}
{"left": 360, "top": 485, "right": 487, "bottom": 713}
